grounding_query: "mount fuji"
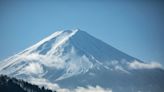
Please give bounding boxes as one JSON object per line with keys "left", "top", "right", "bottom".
{"left": 0, "top": 29, "right": 164, "bottom": 92}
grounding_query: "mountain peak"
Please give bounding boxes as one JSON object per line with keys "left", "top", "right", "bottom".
{"left": 26, "top": 29, "right": 80, "bottom": 51}
{"left": 52, "top": 28, "right": 81, "bottom": 36}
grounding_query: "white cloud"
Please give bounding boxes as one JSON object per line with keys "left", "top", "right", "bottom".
{"left": 21, "top": 46, "right": 93, "bottom": 81}
{"left": 48, "top": 85, "right": 112, "bottom": 92}
{"left": 29, "top": 78, "right": 59, "bottom": 90}
{"left": 73, "top": 86, "right": 112, "bottom": 92}
{"left": 24, "top": 62, "right": 44, "bottom": 74}
{"left": 115, "top": 65, "right": 130, "bottom": 74}
{"left": 28, "top": 78, "right": 112, "bottom": 92}
{"left": 128, "top": 60, "right": 162, "bottom": 69}
{"left": 21, "top": 53, "right": 66, "bottom": 69}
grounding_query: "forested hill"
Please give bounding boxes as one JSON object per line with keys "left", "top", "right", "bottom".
{"left": 0, "top": 75, "right": 56, "bottom": 92}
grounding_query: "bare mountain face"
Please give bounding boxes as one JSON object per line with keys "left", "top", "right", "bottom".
{"left": 0, "top": 29, "right": 164, "bottom": 92}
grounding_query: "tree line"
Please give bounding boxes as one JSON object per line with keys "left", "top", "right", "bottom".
{"left": 0, "top": 75, "right": 56, "bottom": 92}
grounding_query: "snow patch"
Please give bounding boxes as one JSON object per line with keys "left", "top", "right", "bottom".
{"left": 55, "top": 47, "right": 93, "bottom": 81}
{"left": 129, "top": 60, "right": 162, "bottom": 69}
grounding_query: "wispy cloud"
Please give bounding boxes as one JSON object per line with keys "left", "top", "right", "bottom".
{"left": 72, "top": 86, "right": 112, "bottom": 92}
{"left": 128, "top": 60, "right": 162, "bottom": 70}
{"left": 54, "top": 85, "right": 112, "bottom": 92}
{"left": 24, "top": 62, "right": 44, "bottom": 74}
{"left": 29, "top": 78, "right": 112, "bottom": 92}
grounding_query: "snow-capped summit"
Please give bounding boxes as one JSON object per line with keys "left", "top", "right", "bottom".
{"left": 0, "top": 29, "right": 164, "bottom": 92}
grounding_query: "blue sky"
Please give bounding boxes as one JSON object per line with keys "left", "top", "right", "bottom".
{"left": 0, "top": 0, "right": 164, "bottom": 65}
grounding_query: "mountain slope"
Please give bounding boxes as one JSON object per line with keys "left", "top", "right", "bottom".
{"left": 0, "top": 29, "right": 164, "bottom": 92}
